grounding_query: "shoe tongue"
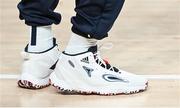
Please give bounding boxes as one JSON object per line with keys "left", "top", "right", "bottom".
{"left": 88, "top": 45, "right": 97, "bottom": 54}
{"left": 88, "top": 45, "right": 120, "bottom": 73}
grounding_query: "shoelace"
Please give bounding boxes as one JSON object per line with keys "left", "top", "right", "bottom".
{"left": 92, "top": 42, "right": 119, "bottom": 72}
{"left": 93, "top": 51, "right": 119, "bottom": 72}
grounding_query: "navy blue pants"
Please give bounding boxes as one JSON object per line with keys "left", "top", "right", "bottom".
{"left": 18, "top": 0, "right": 125, "bottom": 40}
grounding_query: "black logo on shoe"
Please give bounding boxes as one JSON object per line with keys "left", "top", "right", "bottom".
{"left": 81, "top": 57, "right": 89, "bottom": 64}
{"left": 82, "top": 66, "right": 94, "bottom": 77}
{"left": 50, "top": 60, "right": 59, "bottom": 70}
{"left": 68, "top": 60, "right": 75, "bottom": 68}
{"left": 102, "top": 74, "right": 129, "bottom": 83}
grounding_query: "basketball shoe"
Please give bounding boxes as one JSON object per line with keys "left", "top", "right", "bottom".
{"left": 50, "top": 45, "right": 148, "bottom": 95}
{"left": 18, "top": 38, "right": 60, "bottom": 89}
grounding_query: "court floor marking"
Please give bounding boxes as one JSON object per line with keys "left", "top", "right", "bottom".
{"left": 0, "top": 74, "right": 180, "bottom": 80}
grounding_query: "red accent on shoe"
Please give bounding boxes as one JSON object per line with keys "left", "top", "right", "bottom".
{"left": 103, "top": 58, "right": 109, "bottom": 64}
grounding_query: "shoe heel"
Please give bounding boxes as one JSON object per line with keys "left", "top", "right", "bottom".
{"left": 18, "top": 72, "right": 50, "bottom": 89}
{"left": 50, "top": 72, "right": 72, "bottom": 91}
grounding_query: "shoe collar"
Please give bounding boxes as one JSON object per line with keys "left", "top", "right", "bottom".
{"left": 24, "top": 38, "right": 58, "bottom": 54}
{"left": 62, "top": 45, "right": 97, "bottom": 56}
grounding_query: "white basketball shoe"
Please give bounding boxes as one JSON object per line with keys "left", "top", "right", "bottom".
{"left": 18, "top": 39, "right": 60, "bottom": 89}
{"left": 50, "top": 46, "right": 148, "bottom": 95}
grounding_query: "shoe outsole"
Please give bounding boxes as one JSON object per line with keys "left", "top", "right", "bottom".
{"left": 50, "top": 79, "right": 148, "bottom": 96}
{"left": 18, "top": 80, "right": 50, "bottom": 89}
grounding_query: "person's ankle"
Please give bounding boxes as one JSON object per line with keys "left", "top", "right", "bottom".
{"left": 65, "top": 33, "right": 97, "bottom": 54}
{"left": 27, "top": 26, "right": 54, "bottom": 53}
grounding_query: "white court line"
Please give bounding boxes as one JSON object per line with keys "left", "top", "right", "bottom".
{"left": 0, "top": 74, "right": 180, "bottom": 80}
{"left": 0, "top": 74, "right": 19, "bottom": 79}
{"left": 141, "top": 75, "right": 180, "bottom": 80}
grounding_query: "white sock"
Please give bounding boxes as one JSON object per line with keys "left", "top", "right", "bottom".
{"left": 65, "top": 33, "right": 97, "bottom": 54}
{"left": 28, "top": 26, "right": 54, "bottom": 52}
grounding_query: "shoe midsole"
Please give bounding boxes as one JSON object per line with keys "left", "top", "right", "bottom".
{"left": 19, "top": 71, "right": 52, "bottom": 86}
{"left": 50, "top": 72, "right": 147, "bottom": 93}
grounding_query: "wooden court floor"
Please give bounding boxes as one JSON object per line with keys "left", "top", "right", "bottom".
{"left": 0, "top": 0, "right": 180, "bottom": 107}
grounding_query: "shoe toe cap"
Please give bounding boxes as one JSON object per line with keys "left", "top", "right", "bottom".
{"left": 131, "top": 75, "right": 148, "bottom": 86}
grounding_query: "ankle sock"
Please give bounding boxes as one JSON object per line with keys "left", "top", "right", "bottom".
{"left": 65, "top": 33, "right": 97, "bottom": 54}
{"left": 27, "top": 26, "right": 54, "bottom": 53}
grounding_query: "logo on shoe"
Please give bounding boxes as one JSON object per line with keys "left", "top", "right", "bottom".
{"left": 68, "top": 60, "right": 75, "bottom": 68}
{"left": 102, "top": 74, "right": 129, "bottom": 83}
{"left": 81, "top": 57, "right": 89, "bottom": 64}
{"left": 82, "top": 66, "right": 94, "bottom": 77}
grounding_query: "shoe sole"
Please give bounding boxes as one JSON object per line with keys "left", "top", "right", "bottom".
{"left": 50, "top": 72, "right": 148, "bottom": 96}
{"left": 18, "top": 80, "right": 50, "bottom": 89}
{"left": 17, "top": 72, "right": 51, "bottom": 89}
